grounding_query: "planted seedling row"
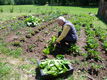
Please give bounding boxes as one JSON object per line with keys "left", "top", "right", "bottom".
{"left": 10, "top": 12, "right": 69, "bottom": 56}
{"left": 84, "top": 24, "right": 102, "bottom": 61}
{"left": 68, "top": 15, "right": 88, "bottom": 56}
{"left": 69, "top": 14, "right": 107, "bottom": 79}
{"left": 11, "top": 21, "right": 60, "bottom": 59}
{"left": 93, "top": 26, "right": 107, "bottom": 53}
{"left": 23, "top": 11, "right": 67, "bottom": 38}
{"left": 0, "top": 11, "right": 64, "bottom": 38}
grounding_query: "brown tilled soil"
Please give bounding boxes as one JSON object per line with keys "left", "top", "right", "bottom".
{"left": 0, "top": 16, "right": 107, "bottom": 80}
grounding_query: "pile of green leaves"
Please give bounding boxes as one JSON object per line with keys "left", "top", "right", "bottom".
{"left": 24, "top": 15, "right": 42, "bottom": 27}
{"left": 43, "top": 36, "right": 56, "bottom": 54}
{"left": 39, "top": 56, "right": 70, "bottom": 76}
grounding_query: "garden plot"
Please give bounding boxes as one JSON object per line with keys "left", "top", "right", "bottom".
{"left": 0, "top": 12, "right": 107, "bottom": 80}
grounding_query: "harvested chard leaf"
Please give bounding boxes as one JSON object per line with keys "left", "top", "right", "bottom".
{"left": 56, "top": 54, "right": 64, "bottom": 59}
{"left": 39, "top": 59, "right": 71, "bottom": 76}
{"left": 43, "top": 36, "right": 56, "bottom": 54}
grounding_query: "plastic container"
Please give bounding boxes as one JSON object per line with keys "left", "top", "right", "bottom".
{"left": 37, "top": 60, "right": 74, "bottom": 80}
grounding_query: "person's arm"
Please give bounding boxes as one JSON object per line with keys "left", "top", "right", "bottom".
{"left": 56, "top": 25, "right": 70, "bottom": 43}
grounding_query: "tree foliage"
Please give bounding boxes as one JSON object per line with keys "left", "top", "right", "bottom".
{"left": 0, "top": 0, "right": 100, "bottom": 6}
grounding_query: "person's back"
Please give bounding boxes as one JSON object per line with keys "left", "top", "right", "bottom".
{"left": 62, "top": 21, "right": 78, "bottom": 43}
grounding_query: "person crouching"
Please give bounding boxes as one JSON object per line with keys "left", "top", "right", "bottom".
{"left": 54, "top": 16, "right": 78, "bottom": 48}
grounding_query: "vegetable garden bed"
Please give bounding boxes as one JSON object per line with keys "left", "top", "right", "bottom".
{"left": 0, "top": 12, "right": 107, "bottom": 80}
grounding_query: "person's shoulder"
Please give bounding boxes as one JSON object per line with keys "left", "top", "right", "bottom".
{"left": 66, "top": 21, "right": 74, "bottom": 26}
{"left": 64, "top": 25, "right": 70, "bottom": 28}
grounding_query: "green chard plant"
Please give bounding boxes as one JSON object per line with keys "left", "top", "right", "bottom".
{"left": 43, "top": 36, "right": 56, "bottom": 54}
{"left": 86, "top": 37, "right": 99, "bottom": 49}
{"left": 91, "top": 63, "right": 104, "bottom": 70}
{"left": 24, "top": 15, "right": 42, "bottom": 27}
{"left": 103, "top": 40, "right": 107, "bottom": 52}
{"left": 90, "top": 63, "right": 105, "bottom": 76}
{"left": 87, "top": 49, "right": 101, "bottom": 61}
{"left": 68, "top": 44, "right": 80, "bottom": 56}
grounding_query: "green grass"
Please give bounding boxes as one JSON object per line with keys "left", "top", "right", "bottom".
{"left": 94, "top": 17, "right": 107, "bottom": 29}
{"left": 0, "top": 62, "right": 20, "bottom": 80}
{"left": 0, "top": 5, "right": 106, "bottom": 80}
{"left": 56, "top": 71, "right": 87, "bottom": 80}
{"left": 0, "top": 5, "right": 98, "bottom": 21}
{"left": 0, "top": 62, "right": 12, "bottom": 77}
{"left": 0, "top": 56, "right": 38, "bottom": 80}
{"left": 0, "top": 42, "right": 23, "bottom": 57}
{"left": 19, "top": 64, "right": 36, "bottom": 75}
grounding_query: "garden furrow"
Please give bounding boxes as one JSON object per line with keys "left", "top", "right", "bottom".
{"left": 76, "top": 27, "right": 87, "bottom": 54}
{"left": 21, "top": 22, "right": 58, "bottom": 60}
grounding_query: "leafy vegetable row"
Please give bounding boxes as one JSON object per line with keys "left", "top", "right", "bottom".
{"left": 85, "top": 23, "right": 101, "bottom": 61}
{"left": 94, "top": 27, "right": 107, "bottom": 52}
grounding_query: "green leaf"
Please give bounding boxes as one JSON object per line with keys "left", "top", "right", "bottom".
{"left": 42, "top": 48, "right": 50, "bottom": 54}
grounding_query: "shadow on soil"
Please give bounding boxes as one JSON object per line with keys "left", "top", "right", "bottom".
{"left": 51, "top": 44, "right": 71, "bottom": 57}
{"left": 96, "top": 15, "right": 107, "bottom": 25}
{"left": 35, "top": 67, "right": 73, "bottom": 80}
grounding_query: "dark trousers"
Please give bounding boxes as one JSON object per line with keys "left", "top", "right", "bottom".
{"left": 53, "top": 32, "right": 77, "bottom": 55}
{"left": 58, "top": 31, "right": 76, "bottom": 46}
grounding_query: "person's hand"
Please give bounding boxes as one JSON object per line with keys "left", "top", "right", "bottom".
{"left": 53, "top": 41, "right": 60, "bottom": 46}
{"left": 53, "top": 41, "right": 57, "bottom": 46}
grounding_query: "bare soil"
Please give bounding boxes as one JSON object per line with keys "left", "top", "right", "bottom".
{"left": 0, "top": 15, "right": 107, "bottom": 80}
